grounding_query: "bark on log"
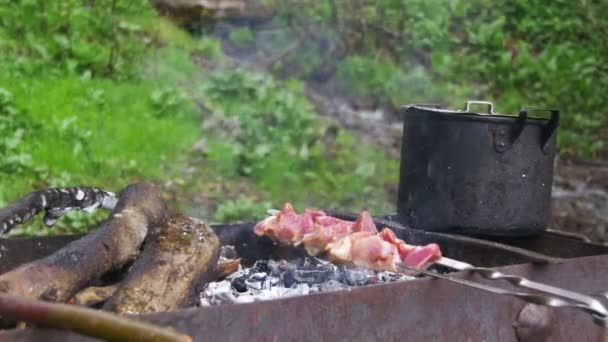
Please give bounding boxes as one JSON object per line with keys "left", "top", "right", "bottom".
{"left": 214, "top": 258, "right": 241, "bottom": 279}
{"left": 70, "top": 285, "right": 118, "bottom": 307}
{"left": 104, "top": 213, "right": 220, "bottom": 314}
{"left": 0, "top": 187, "right": 116, "bottom": 236}
{"left": 0, "top": 183, "right": 167, "bottom": 302}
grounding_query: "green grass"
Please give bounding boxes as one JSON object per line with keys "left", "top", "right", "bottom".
{"left": 0, "top": 73, "right": 202, "bottom": 235}
{"left": 0, "top": 41, "right": 398, "bottom": 234}
{"left": 0, "top": 1, "right": 399, "bottom": 236}
{"left": 1, "top": 75, "right": 200, "bottom": 189}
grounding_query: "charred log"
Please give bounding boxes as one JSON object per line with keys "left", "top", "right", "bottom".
{"left": 0, "top": 187, "right": 116, "bottom": 237}
{"left": 0, "top": 183, "right": 167, "bottom": 302}
{"left": 104, "top": 213, "right": 220, "bottom": 314}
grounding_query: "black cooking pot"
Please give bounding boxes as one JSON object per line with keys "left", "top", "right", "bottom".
{"left": 396, "top": 101, "right": 560, "bottom": 237}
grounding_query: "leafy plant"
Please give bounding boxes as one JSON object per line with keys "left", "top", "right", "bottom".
{"left": 0, "top": 0, "right": 154, "bottom": 79}
{"left": 255, "top": 0, "right": 608, "bottom": 157}
{"left": 197, "top": 67, "right": 396, "bottom": 213}
{"left": 149, "top": 86, "right": 190, "bottom": 118}
{"left": 0, "top": 88, "right": 36, "bottom": 174}
{"left": 214, "top": 196, "right": 272, "bottom": 223}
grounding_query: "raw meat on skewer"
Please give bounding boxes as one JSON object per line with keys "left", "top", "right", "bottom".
{"left": 253, "top": 203, "right": 442, "bottom": 272}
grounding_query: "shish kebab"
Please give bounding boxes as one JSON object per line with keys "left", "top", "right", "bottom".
{"left": 254, "top": 203, "right": 608, "bottom": 326}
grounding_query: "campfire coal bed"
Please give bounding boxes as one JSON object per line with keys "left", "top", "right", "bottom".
{"left": 201, "top": 250, "right": 417, "bottom": 307}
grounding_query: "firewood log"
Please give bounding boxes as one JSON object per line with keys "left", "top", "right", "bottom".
{"left": 0, "top": 183, "right": 168, "bottom": 302}
{"left": 104, "top": 213, "right": 220, "bottom": 314}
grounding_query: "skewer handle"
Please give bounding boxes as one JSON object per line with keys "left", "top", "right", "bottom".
{"left": 429, "top": 257, "right": 608, "bottom": 324}
{"left": 398, "top": 262, "right": 608, "bottom": 327}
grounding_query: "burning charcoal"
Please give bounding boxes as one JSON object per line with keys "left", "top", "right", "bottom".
{"left": 231, "top": 275, "right": 248, "bottom": 293}
{"left": 245, "top": 272, "right": 274, "bottom": 292}
{"left": 200, "top": 280, "right": 236, "bottom": 307}
{"left": 252, "top": 260, "right": 273, "bottom": 274}
{"left": 320, "top": 280, "right": 347, "bottom": 292}
{"left": 293, "top": 268, "right": 334, "bottom": 285}
{"left": 289, "top": 283, "right": 311, "bottom": 296}
{"left": 282, "top": 268, "right": 297, "bottom": 288}
{"left": 268, "top": 276, "right": 280, "bottom": 287}
{"left": 201, "top": 291, "right": 237, "bottom": 307}
{"left": 205, "top": 280, "right": 232, "bottom": 293}
{"left": 219, "top": 245, "right": 238, "bottom": 260}
{"left": 302, "top": 257, "right": 324, "bottom": 267}
{"left": 342, "top": 267, "right": 375, "bottom": 286}
{"left": 199, "top": 257, "right": 419, "bottom": 307}
{"left": 376, "top": 272, "right": 414, "bottom": 283}
{"left": 248, "top": 272, "right": 267, "bottom": 282}
{"left": 232, "top": 294, "right": 257, "bottom": 304}
{"left": 279, "top": 258, "right": 339, "bottom": 286}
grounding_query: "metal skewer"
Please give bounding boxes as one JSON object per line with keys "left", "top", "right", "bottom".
{"left": 434, "top": 257, "right": 608, "bottom": 318}
{"left": 398, "top": 260, "right": 608, "bottom": 327}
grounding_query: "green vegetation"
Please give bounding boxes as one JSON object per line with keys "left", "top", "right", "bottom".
{"left": 0, "top": 0, "right": 396, "bottom": 235}
{"left": 144, "top": 46, "right": 398, "bottom": 217}
{"left": 0, "top": 0, "right": 206, "bottom": 234}
{"left": 259, "top": 0, "right": 608, "bottom": 157}
{"left": 0, "top": 0, "right": 605, "bottom": 235}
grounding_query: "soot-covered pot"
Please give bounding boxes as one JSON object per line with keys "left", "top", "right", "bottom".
{"left": 397, "top": 101, "right": 560, "bottom": 237}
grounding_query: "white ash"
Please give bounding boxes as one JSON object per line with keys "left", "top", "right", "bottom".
{"left": 200, "top": 257, "right": 415, "bottom": 307}
{"left": 218, "top": 245, "right": 238, "bottom": 261}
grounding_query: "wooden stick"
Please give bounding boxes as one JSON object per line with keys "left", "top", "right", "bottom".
{"left": 0, "top": 293, "right": 191, "bottom": 342}
{"left": 0, "top": 183, "right": 168, "bottom": 302}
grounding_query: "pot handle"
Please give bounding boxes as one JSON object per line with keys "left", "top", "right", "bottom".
{"left": 494, "top": 110, "right": 527, "bottom": 153}
{"left": 520, "top": 108, "right": 560, "bottom": 153}
{"left": 464, "top": 101, "right": 494, "bottom": 114}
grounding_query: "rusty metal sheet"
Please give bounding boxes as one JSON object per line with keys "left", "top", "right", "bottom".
{"left": 2, "top": 254, "right": 607, "bottom": 342}
{"left": 0, "top": 234, "right": 83, "bottom": 274}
